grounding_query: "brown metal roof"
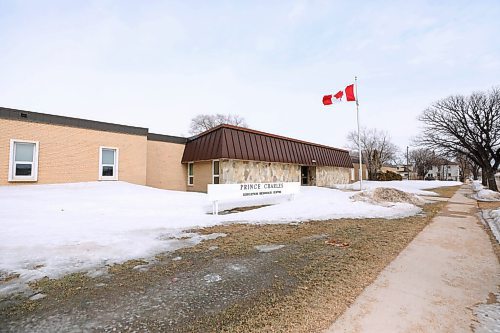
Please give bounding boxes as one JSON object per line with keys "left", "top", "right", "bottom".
{"left": 181, "top": 124, "right": 353, "bottom": 168}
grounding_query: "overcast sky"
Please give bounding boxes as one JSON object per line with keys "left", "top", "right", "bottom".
{"left": 1, "top": 0, "right": 499, "bottom": 152}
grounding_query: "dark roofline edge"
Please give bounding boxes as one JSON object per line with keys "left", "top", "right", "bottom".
{"left": 0, "top": 106, "right": 149, "bottom": 136}
{"left": 1, "top": 106, "right": 186, "bottom": 144}
{"left": 147, "top": 133, "right": 187, "bottom": 144}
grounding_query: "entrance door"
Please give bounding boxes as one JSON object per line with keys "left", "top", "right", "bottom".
{"left": 301, "top": 166, "right": 316, "bottom": 186}
{"left": 301, "top": 166, "right": 309, "bottom": 185}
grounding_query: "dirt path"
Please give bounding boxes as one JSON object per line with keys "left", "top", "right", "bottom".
{"left": 326, "top": 185, "right": 500, "bottom": 333}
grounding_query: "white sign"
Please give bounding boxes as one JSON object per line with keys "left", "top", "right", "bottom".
{"left": 208, "top": 182, "right": 300, "bottom": 201}
{"left": 207, "top": 182, "right": 301, "bottom": 215}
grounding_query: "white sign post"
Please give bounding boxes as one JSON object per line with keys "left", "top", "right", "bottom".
{"left": 207, "top": 182, "right": 301, "bottom": 215}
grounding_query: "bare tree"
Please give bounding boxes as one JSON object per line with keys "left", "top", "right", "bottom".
{"left": 189, "top": 114, "right": 248, "bottom": 135}
{"left": 417, "top": 87, "right": 500, "bottom": 191}
{"left": 409, "top": 148, "right": 438, "bottom": 179}
{"left": 347, "top": 128, "right": 399, "bottom": 180}
{"left": 471, "top": 163, "right": 480, "bottom": 181}
{"left": 455, "top": 152, "right": 478, "bottom": 181}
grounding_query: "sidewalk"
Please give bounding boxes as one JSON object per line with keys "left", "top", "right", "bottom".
{"left": 326, "top": 185, "right": 499, "bottom": 333}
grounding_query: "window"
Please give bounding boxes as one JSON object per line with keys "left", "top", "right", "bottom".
{"left": 188, "top": 162, "right": 194, "bottom": 185}
{"left": 99, "top": 147, "right": 118, "bottom": 180}
{"left": 351, "top": 168, "right": 355, "bottom": 181}
{"left": 212, "top": 160, "right": 220, "bottom": 184}
{"left": 9, "top": 139, "right": 39, "bottom": 182}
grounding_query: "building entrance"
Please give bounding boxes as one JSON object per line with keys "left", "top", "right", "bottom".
{"left": 301, "top": 166, "right": 316, "bottom": 186}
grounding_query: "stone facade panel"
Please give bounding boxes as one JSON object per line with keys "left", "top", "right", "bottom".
{"left": 315, "top": 166, "right": 351, "bottom": 187}
{"left": 220, "top": 159, "right": 300, "bottom": 184}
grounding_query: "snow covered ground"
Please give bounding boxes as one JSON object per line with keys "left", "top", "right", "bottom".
{"left": 335, "top": 180, "right": 462, "bottom": 196}
{"left": 0, "top": 180, "right": 459, "bottom": 296}
{"left": 472, "top": 181, "right": 500, "bottom": 243}
{"left": 485, "top": 210, "right": 500, "bottom": 244}
{"left": 472, "top": 292, "right": 500, "bottom": 333}
{"left": 471, "top": 180, "right": 500, "bottom": 201}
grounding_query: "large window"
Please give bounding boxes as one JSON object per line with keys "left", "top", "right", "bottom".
{"left": 212, "top": 160, "right": 220, "bottom": 184}
{"left": 9, "top": 140, "right": 39, "bottom": 182}
{"left": 188, "top": 162, "right": 194, "bottom": 185}
{"left": 99, "top": 147, "right": 118, "bottom": 180}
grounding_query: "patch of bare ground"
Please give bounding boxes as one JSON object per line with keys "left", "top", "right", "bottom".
{"left": 477, "top": 201, "right": 500, "bottom": 210}
{"left": 428, "top": 185, "right": 462, "bottom": 198}
{"left": 217, "top": 205, "right": 270, "bottom": 215}
{"left": 0, "top": 196, "right": 455, "bottom": 332}
{"left": 185, "top": 202, "right": 446, "bottom": 333}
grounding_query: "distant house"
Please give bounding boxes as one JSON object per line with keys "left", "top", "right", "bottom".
{"left": 425, "top": 161, "right": 460, "bottom": 181}
{"left": 395, "top": 164, "right": 415, "bottom": 180}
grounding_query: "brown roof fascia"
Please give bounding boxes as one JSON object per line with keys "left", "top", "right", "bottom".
{"left": 189, "top": 124, "right": 349, "bottom": 153}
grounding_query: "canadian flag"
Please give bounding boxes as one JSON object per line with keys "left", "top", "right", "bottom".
{"left": 323, "top": 84, "right": 356, "bottom": 105}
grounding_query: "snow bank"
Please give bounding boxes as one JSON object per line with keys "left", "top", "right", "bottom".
{"left": 335, "top": 180, "right": 462, "bottom": 196}
{"left": 472, "top": 181, "right": 500, "bottom": 243}
{"left": 218, "top": 186, "right": 421, "bottom": 223}
{"left": 475, "top": 189, "right": 500, "bottom": 201}
{"left": 485, "top": 210, "right": 500, "bottom": 243}
{"left": 472, "top": 292, "right": 500, "bottom": 333}
{"left": 0, "top": 180, "right": 457, "bottom": 295}
{"left": 352, "top": 188, "right": 427, "bottom": 207}
{"left": 471, "top": 180, "right": 500, "bottom": 201}
{"left": 472, "top": 181, "right": 484, "bottom": 192}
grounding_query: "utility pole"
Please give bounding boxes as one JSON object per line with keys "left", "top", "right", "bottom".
{"left": 406, "top": 146, "right": 409, "bottom": 180}
{"left": 355, "top": 76, "right": 362, "bottom": 191}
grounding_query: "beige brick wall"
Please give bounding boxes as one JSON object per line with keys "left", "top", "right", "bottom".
{"left": 187, "top": 160, "right": 213, "bottom": 193}
{"left": 146, "top": 140, "right": 187, "bottom": 191}
{"left": 0, "top": 119, "right": 147, "bottom": 185}
{"left": 352, "top": 162, "right": 368, "bottom": 182}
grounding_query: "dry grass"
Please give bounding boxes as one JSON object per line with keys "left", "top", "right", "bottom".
{"left": 477, "top": 201, "right": 500, "bottom": 210}
{"left": 485, "top": 227, "right": 500, "bottom": 263}
{"left": 183, "top": 202, "right": 447, "bottom": 332}
{"left": 428, "top": 185, "right": 461, "bottom": 198}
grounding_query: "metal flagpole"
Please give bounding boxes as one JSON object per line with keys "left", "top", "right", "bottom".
{"left": 355, "top": 76, "right": 362, "bottom": 191}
